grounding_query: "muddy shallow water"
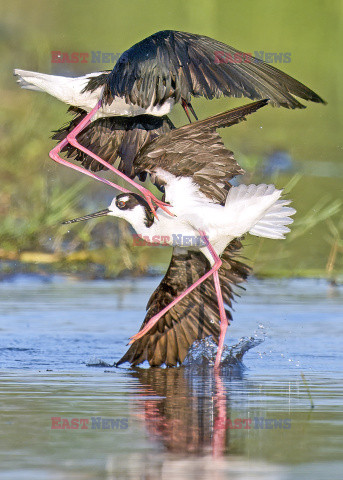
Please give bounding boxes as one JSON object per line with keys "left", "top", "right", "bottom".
{"left": 0, "top": 276, "right": 342, "bottom": 479}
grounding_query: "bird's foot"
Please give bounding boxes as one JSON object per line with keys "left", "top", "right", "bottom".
{"left": 139, "top": 187, "right": 175, "bottom": 219}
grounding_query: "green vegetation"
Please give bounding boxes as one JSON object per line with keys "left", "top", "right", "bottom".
{"left": 0, "top": 0, "right": 342, "bottom": 280}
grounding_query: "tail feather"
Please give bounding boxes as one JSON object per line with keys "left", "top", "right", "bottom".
{"left": 225, "top": 184, "right": 296, "bottom": 240}
{"left": 14, "top": 69, "right": 75, "bottom": 97}
{"left": 249, "top": 221, "right": 291, "bottom": 239}
{"left": 14, "top": 69, "right": 46, "bottom": 92}
{"left": 249, "top": 194, "right": 296, "bottom": 239}
{"left": 13, "top": 69, "right": 93, "bottom": 105}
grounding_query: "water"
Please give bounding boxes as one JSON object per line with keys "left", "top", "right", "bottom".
{"left": 0, "top": 276, "right": 342, "bottom": 479}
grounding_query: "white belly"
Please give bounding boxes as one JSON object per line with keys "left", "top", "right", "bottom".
{"left": 90, "top": 94, "right": 175, "bottom": 119}
{"left": 14, "top": 69, "right": 175, "bottom": 119}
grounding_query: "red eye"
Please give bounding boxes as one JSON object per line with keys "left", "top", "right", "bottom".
{"left": 117, "top": 200, "right": 126, "bottom": 209}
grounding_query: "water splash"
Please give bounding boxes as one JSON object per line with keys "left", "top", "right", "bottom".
{"left": 182, "top": 335, "right": 265, "bottom": 369}
{"left": 86, "top": 357, "right": 112, "bottom": 367}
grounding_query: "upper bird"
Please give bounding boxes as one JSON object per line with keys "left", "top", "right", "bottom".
{"left": 14, "top": 30, "right": 325, "bottom": 215}
{"left": 15, "top": 30, "right": 325, "bottom": 121}
{"left": 15, "top": 30, "right": 325, "bottom": 124}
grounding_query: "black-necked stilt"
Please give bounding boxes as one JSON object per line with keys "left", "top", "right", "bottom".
{"left": 14, "top": 30, "right": 325, "bottom": 120}
{"left": 63, "top": 184, "right": 295, "bottom": 368}
{"left": 62, "top": 101, "right": 295, "bottom": 368}
{"left": 14, "top": 30, "right": 325, "bottom": 215}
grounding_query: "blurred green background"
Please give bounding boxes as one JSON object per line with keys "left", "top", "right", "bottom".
{"left": 0, "top": 0, "right": 342, "bottom": 279}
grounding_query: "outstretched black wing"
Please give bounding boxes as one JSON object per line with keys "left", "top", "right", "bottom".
{"left": 134, "top": 100, "right": 267, "bottom": 203}
{"left": 116, "top": 239, "right": 250, "bottom": 367}
{"left": 52, "top": 107, "right": 174, "bottom": 176}
{"left": 107, "top": 30, "right": 325, "bottom": 109}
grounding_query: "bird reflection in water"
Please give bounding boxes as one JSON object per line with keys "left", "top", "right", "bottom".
{"left": 129, "top": 365, "right": 242, "bottom": 458}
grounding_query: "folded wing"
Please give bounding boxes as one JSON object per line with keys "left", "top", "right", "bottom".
{"left": 52, "top": 108, "right": 174, "bottom": 176}
{"left": 116, "top": 239, "right": 250, "bottom": 367}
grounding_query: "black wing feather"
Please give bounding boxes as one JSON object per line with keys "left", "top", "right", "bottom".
{"left": 52, "top": 108, "right": 174, "bottom": 176}
{"left": 134, "top": 100, "right": 268, "bottom": 203}
{"left": 116, "top": 239, "right": 250, "bottom": 367}
{"left": 107, "top": 30, "right": 325, "bottom": 109}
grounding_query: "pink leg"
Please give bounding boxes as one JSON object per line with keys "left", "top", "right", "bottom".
{"left": 212, "top": 371, "right": 226, "bottom": 458}
{"left": 181, "top": 99, "right": 198, "bottom": 122}
{"left": 65, "top": 104, "right": 174, "bottom": 218}
{"left": 181, "top": 99, "right": 192, "bottom": 123}
{"left": 213, "top": 271, "right": 228, "bottom": 370}
{"left": 129, "top": 230, "right": 224, "bottom": 346}
{"left": 199, "top": 231, "right": 228, "bottom": 369}
{"left": 49, "top": 102, "right": 131, "bottom": 194}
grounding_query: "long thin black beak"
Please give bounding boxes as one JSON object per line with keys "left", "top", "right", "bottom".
{"left": 62, "top": 208, "right": 110, "bottom": 225}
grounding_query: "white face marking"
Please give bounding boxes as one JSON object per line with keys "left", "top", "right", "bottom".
{"left": 118, "top": 196, "right": 130, "bottom": 203}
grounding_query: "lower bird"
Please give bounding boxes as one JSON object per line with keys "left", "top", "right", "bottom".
{"left": 62, "top": 101, "right": 296, "bottom": 368}
{"left": 64, "top": 184, "right": 295, "bottom": 368}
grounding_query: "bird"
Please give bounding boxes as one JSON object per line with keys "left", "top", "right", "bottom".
{"left": 14, "top": 30, "right": 325, "bottom": 122}
{"left": 63, "top": 186, "right": 295, "bottom": 368}
{"left": 62, "top": 101, "right": 296, "bottom": 368}
{"left": 14, "top": 30, "right": 325, "bottom": 215}
{"left": 129, "top": 367, "right": 229, "bottom": 457}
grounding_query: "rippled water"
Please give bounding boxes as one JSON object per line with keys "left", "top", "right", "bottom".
{"left": 0, "top": 276, "right": 342, "bottom": 479}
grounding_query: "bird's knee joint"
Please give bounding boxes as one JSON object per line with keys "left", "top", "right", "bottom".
{"left": 66, "top": 133, "right": 76, "bottom": 144}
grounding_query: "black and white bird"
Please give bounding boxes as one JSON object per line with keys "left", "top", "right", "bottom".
{"left": 15, "top": 30, "right": 325, "bottom": 121}
{"left": 64, "top": 185, "right": 295, "bottom": 368}
{"left": 14, "top": 30, "right": 325, "bottom": 191}
{"left": 62, "top": 101, "right": 296, "bottom": 368}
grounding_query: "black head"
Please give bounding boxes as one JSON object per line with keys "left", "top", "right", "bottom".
{"left": 62, "top": 193, "right": 155, "bottom": 228}
{"left": 114, "top": 193, "right": 155, "bottom": 227}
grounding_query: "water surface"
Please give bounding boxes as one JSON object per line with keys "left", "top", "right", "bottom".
{"left": 0, "top": 276, "right": 342, "bottom": 479}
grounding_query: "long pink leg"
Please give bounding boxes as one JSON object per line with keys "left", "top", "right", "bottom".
{"left": 198, "top": 232, "right": 228, "bottom": 369}
{"left": 65, "top": 103, "right": 174, "bottom": 218}
{"left": 212, "top": 371, "right": 226, "bottom": 458}
{"left": 213, "top": 271, "right": 228, "bottom": 370}
{"left": 49, "top": 102, "right": 131, "bottom": 194}
{"left": 49, "top": 136, "right": 132, "bottom": 193}
{"left": 129, "top": 230, "right": 224, "bottom": 344}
